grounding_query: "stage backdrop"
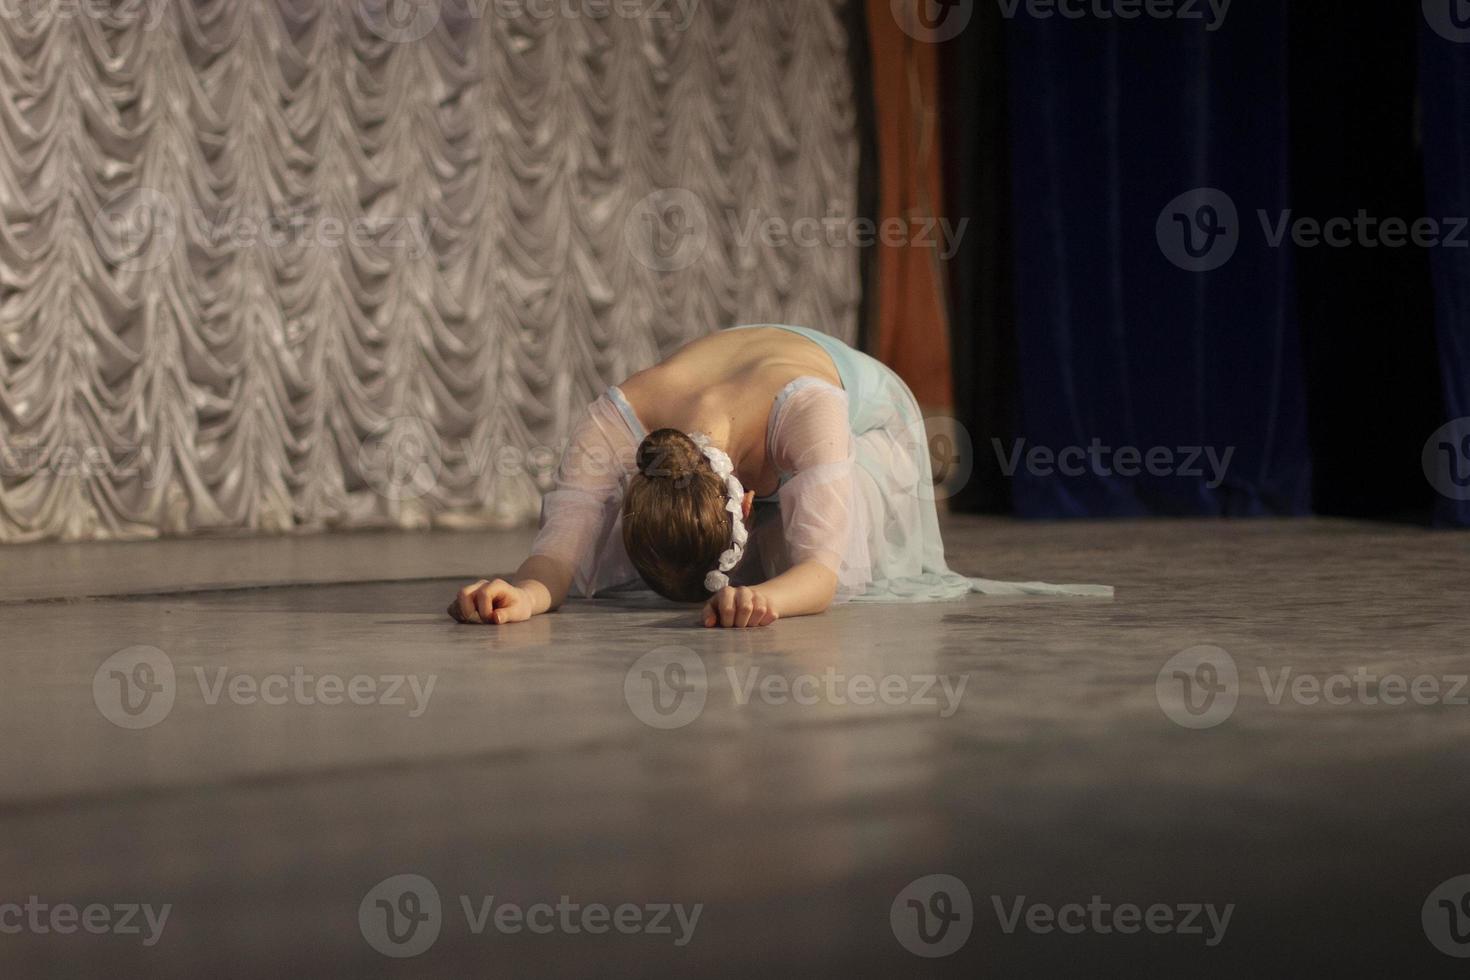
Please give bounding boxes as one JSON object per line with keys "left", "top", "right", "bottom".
{"left": 0, "top": 0, "right": 860, "bottom": 542}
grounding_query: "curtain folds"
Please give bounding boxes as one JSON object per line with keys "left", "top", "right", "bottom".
{"left": 0, "top": 1, "right": 861, "bottom": 542}
{"left": 1421, "top": 14, "right": 1470, "bottom": 528}
{"left": 1005, "top": 9, "right": 1312, "bottom": 518}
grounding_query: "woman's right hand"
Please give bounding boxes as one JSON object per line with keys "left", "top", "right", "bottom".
{"left": 449, "top": 579, "right": 536, "bottom": 625}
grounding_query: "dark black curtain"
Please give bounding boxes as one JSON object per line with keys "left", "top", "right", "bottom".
{"left": 939, "top": 2, "right": 1015, "bottom": 514}
{"left": 842, "top": 0, "right": 880, "bottom": 355}
{"left": 1420, "top": 8, "right": 1470, "bottom": 528}
{"left": 1289, "top": 4, "right": 1444, "bottom": 521}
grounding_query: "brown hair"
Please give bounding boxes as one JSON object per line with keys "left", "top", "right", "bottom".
{"left": 621, "top": 428, "right": 732, "bottom": 603}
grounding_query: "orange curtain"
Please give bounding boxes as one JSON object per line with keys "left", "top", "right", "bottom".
{"left": 865, "top": 0, "right": 954, "bottom": 411}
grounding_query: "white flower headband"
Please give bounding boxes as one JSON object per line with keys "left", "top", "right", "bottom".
{"left": 688, "top": 433, "right": 748, "bottom": 592}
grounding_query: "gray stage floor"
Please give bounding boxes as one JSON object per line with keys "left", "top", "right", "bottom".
{"left": 1, "top": 516, "right": 1467, "bottom": 977}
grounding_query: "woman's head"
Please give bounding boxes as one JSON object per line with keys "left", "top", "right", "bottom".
{"left": 622, "top": 428, "right": 745, "bottom": 602}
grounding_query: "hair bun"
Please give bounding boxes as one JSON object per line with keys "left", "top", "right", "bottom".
{"left": 637, "top": 428, "right": 705, "bottom": 481}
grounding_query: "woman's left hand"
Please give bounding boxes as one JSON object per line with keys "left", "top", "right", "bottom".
{"left": 702, "top": 586, "right": 779, "bottom": 629}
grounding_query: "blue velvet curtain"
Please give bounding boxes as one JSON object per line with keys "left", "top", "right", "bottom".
{"left": 1004, "top": 7, "right": 1312, "bottom": 518}
{"left": 996, "top": 7, "right": 1470, "bottom": 527}
{"left": 1421, "top": 16, "right": 1470, "bottom": 528}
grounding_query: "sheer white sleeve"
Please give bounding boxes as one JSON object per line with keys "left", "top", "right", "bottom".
{"left": 529, "top": 392, "right": 641, "bottom": 597}
{"left": 769, "top": 380, "right": 872, "bottom": 599}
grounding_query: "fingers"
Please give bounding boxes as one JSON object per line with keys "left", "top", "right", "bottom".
{"left": 456, "top": 580, "right": 489, "bottom": 623}
{"left": 733, "top": 588, "right": 756, "bottom": 629}
{"left": 474, "top": 579, "right": 514, "bottom": 623}
{"left": 453, "top": 579, "right": 528, "bottom": 626}
{"left": 705, "top": 587, "right": 776, "bottom": 629}
{"left": 716, "top": 588, "right": 737, "bottom": 628}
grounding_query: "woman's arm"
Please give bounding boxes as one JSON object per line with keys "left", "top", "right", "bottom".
{"left": 451, "top": 554, "right": 574, "bottom": 624}
{"left": 449, "top": 393, "right": 636, "bottom": 625}
{"left": 701, "top": 560, "right": 838, "bottom": 628}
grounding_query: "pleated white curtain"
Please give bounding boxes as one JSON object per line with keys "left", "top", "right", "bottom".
{"left": 0, "top": 0, "right": 860, "bottom": 542}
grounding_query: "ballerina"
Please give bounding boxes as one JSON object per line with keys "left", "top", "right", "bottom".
{"left": 450, "top": 324, "right": 1108, "bottom": 629}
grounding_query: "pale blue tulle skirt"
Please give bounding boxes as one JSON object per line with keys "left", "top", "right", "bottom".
{"left": 734, "top": 324, "right": 1112, "bottom": 603}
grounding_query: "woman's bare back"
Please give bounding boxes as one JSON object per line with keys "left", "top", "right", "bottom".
{"left": 616, "top": 327, "right": 844, "bottom": 497}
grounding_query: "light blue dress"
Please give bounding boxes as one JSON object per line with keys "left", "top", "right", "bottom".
{"left": 532, "top": 324, "right": 1111, "bottom": 602}
{"left": 728, "top": 324, "right": 1111, "bottom": 602}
